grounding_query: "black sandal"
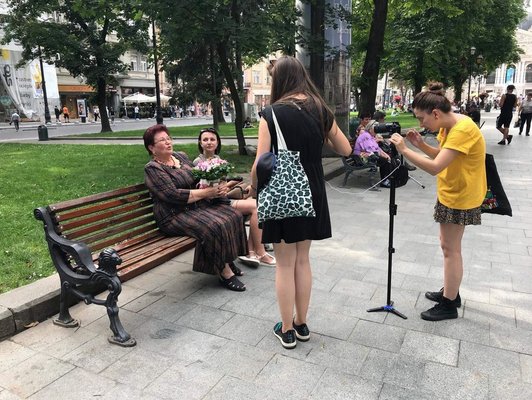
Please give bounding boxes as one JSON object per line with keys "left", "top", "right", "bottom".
{"left": 229, "top": 261, "right": 243, "bottom": 276}
{"left": 219, "top": 275, "right": 246, "bottom": 292}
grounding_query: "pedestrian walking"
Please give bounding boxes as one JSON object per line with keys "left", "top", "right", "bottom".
{"left": 518, "top": 92, "right": 532, "bottom": 136}
{"left": 54, "top": 106, "right": 61, "bottom": 122}
{"left": 10, "top": 110, "right": 20, "bottom": 131}
{"left": 109, "top": 106, "right": 115, "bottom": 124}
{"left": 250, "top": 56, "right": 351, "bottom": 349}
{"left": 496, "top": 84, "right": 517, "bottom": 145}
{"left": 134, "top": 105, "right": 140, "bottom": 120}
{"left": 62, "top": 105, "right": 70, "bottom": 123}
{"left": 389, "top": 81, "right": 486, "bottom": 321}
{"left": 93, "top": 106, "right": 99, "bottom": 122}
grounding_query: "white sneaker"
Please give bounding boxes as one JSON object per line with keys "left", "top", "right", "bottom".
{"left": 238, "top": 255, "right": 260, "bottom": 268}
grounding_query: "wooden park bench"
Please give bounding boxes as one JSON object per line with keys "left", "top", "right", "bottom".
{"left": 34, "top": 183, "right": 196, "bottom": 347}
{"left": 341, "top": 155, "right": 379, "bottom": 187}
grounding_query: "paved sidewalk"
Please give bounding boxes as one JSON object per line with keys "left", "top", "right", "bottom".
{"left": 0, "top": 113, "right": 531, "bottom": 399}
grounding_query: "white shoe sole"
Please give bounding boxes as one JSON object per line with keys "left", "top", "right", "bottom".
{"left": 238, "top": 256, "right": 260, "bottom": 267}
{"left": 274, "top": 331, "right": 297, "bottom": 349}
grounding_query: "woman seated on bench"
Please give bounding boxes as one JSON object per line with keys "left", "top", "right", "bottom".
{"left": 351, "top": 120, "right": 394, "bottom": 188}
{"left": 143, "top": 124, "right": 248, "bottom": 292}
{"left": 193, "top": 127, "right": 276, "bottom": 267}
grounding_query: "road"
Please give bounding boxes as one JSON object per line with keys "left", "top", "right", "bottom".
{"left": 0, "top": 116, "right": 219, "bottom": 143}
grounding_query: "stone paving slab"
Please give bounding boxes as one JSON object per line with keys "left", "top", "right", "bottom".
{"left": 0, "top": 115, "right": 531, "bottom": 398}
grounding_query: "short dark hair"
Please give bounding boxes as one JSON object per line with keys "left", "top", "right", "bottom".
{"left": 373, "top": 110, "right": 386, "bottom": 121}
{"left": 197, "top": 127, "right": 222, "bottom": 154}
{"left": 412, "top": 81, "right": 452, "bottom": 113}
{"left": 507, "top": 85, "right": 515, "bottom": 91}
{"left": 143, "top": 124, "right": 169, "bottom": 155}
{"left": 360, "top": 112, "right": 372, "bottom": 119}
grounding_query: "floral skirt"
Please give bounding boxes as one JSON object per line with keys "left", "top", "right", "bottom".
{"left": 433, "top": 200, "right": 481, "bottom": 226}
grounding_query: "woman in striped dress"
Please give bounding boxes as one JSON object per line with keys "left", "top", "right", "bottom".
{"left": 143, "top": 124, "right": 248, "bottom": 291}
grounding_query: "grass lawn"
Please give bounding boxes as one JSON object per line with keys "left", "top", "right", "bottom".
{"left": 0, "top": 143, "right": 254, "bottom": 293}
{"left": 71, "top": 122, "right": 259, "bottom": 138}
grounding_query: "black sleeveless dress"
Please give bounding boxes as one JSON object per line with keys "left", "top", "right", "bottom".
{"left": 260, "top": 103, "right": 332, "bottom": 244}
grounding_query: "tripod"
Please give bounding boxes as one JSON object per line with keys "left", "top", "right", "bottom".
{"left": 367, "top": 169, "right": 407, "bottom": 319}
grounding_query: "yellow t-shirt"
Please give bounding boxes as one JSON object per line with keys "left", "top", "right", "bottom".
{"left": 436, "top": 117, "right": 486, "bottom": 210}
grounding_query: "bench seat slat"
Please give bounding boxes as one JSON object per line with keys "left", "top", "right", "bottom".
{"left": 117, "top": 238, "right": 196, "bottom": 281}
{"left": 117, "top": 236, "right": 195, "bottom": 267}
{"left": 93, "top": 231, "right": 164, "bottom": 259}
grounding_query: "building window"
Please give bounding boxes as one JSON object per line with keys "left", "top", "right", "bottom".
{"left": 526, "top": 64, "right": 532, "bottom": 83}
{"left": 486, "top": 71, "right": 495, "bottom": 84}
{"left": 130, "top": 59, "right": 138, "bottom": 71}
{"left": 253, "top": 71, "right": 260, "bottom": 84}
{"left": 505, "top": 65, "right": 516, "bottom": 83}
{"left": 140, "top": 57, "right": 147, "bottom": 72}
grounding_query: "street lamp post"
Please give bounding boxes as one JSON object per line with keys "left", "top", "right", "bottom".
{"left": 38, "top": 46, "right": 51, "bottom": 124}
{"left": 467, "top": 46, "right": 476, "bottom": 106}
{"left": 152, "top": 19, "right": 163, "bottom": 125}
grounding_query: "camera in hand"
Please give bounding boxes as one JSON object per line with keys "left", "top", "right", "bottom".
{"left": 374, "top": 122, "right": 402, "bottom": 138}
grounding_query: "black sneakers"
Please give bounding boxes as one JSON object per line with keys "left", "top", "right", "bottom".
{"left": 293, "top": 319, "right": 310, "bottom": 342}
{"left": 507, "top": 135, "right": 513, "bottom": 144}
{"left": 425, "top": 288, "right": 461, "bottom": 307}
{"left": 421, "top": 297, "right": 458, "bottom": 321}
{"left": 273, "top": 322, "right": 296, "bottom": 349}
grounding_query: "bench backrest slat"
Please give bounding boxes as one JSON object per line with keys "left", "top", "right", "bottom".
{"left": 79, "top": 216, "right": 156, "bottom": 246}
{"left": 49, "top": 183, "right": 147, "bottom": 213}
{"left": 55, "top": 192, "right": 151, "bottom": 222}
{"left": 64, "top": 206, "right": 153, "bottom": 240}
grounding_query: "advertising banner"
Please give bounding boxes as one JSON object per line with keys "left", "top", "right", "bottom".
{"left": 0, "top": 48, "right": 59, "bottom": 120}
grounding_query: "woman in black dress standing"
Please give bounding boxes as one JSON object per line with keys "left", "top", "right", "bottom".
{"left": 250, "top": 56, "right": 352, "bottom": 349}
{"left": 144, "top": 124, "right": 248, "bottom": 291}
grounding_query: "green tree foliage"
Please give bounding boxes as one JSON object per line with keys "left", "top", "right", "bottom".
{"left": 352, "top": 0, "right": 525, "bottom": 110}
{"left": 147, "top": 0, "right": 299, "bottom": 155}
{"left": 2, "top": 0, "right": 149, "bottom": 132}
{"left": 386, "top": 0, "right": 525, "bottom": 101}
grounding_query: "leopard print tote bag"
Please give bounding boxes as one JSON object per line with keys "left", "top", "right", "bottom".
{"left": 257, "top": 108, "right": 316, "bottom": 224}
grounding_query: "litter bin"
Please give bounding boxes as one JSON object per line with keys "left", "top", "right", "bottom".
{"left": 38, "top": 125, "right": 49, "bottom": 141}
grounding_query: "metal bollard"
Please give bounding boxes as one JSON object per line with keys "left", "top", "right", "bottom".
{"left": 37, "top": 125, "right": 49, "bottom": 141}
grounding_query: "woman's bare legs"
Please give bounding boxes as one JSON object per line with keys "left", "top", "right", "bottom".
{"left": 294, "top": 240, "right": 312, "bottom": 325}
{"left": 274, "top": 240, "right": 312, "bottom": 332}
{"left": 439, "top": 223, "right": 465, "bottom": 301}
{"left": 232, "top": 198, "right": 274, "bottom": 262}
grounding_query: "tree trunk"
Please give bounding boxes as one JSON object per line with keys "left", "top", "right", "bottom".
{"left": 217, "top": 43, "right": 247, "bottom": 155}
{"left": 413, "top": 52, "right": 424, "bottom": 96}
{"left": 359, "top": 0, "right": 388, "bottom": 117}
{"left": 452, "top": 76, "right": 466, "bottom": 103}
{"left": 309, "top": 1, "right": 325, "bottom": 91}
{"left": 209, "top": 44, "right": 220, "bottom": 131}
{"left": 96, "top": 77, "right": 112, "bottom": 132}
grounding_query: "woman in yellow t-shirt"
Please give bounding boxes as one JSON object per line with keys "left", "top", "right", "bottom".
{"left": 389, "top": 82, "right": 486, "bottom": 322}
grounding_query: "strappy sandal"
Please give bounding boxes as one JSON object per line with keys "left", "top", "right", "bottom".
{"left": 238, "top": 253, "right": 260, "bottom": 268}
{"left": 219, "top": 275, "right": 246, "bottom": 292}
{"left": 229, "top": 261, "right": 243, "bottom": 276}
{"left": 257, "top": 253, "right": 276, "bottom": 266}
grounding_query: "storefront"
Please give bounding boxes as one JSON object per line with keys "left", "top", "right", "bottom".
{"left": 58, "top": 84, "right": 94, "bottom": 119}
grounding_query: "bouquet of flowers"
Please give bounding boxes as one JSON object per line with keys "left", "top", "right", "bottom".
{"left": 192, "top": 158, "right": 234, "bottom": 188}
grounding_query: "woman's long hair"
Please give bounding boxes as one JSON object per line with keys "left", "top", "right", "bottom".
{"left": 269, "top": 56, "right": 334, "bottom": 137}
